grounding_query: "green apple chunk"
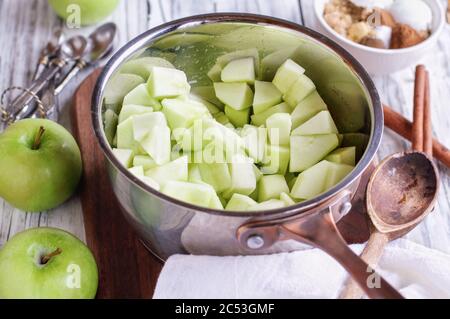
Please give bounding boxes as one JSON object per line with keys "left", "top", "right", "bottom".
{"left": 240, "top": 125, "right": 267, "bottom": 163}
{"left": 0, "top": 119, "right": 82, "bottom": 212}
{"left": 147, "top": 66, "right": 190, "bottom": 99}
{"left": 161, "top": 97, "right": 209, "bottom": 130}
{"left": 132, "top": 112, "right": 167, "bottom": 141}
{"left": 116, "top": 117, "right": 141, "bottom": 151}
{"left": 266, "top": 113, "right": 292, "bottom": 146}
{"left": 213, "top": 111, "right": 231, "bottom": 125}
{"left": 258, "top": 175, "right": 289, "bottom": 202}
{"left": 325, "top": 147, "right": 356, "bottom": 166}
{"left": 272, "top": 59, "right": 305, "bottom": 93}
{"left": 291, "top": 91, "right": 328, "bottom": 129}
{"left": 280, "top": 192, "right": 296, "bottom": 206}
{"left": 198, "top": 162, "right": 232, "bottom": 193}
{"left": 123, "top": 84, "right": 162, "bottom": 110}
{"left": 139, "top": 125, "right": 171, "bottom": 165}
{"left": 103, "top": 109, "right": 118, "bottom": 145}
{"left": 215, "top": 48, "right": 260, "bottom": 78}
{"left": 188, "top": 163, "right": 203, "bottom": 183}
{"left": 145, "top": 156, "right": 188, "bottom": 187}
{"left": 207, "top": 63, "right": 223, "bottom": 82}
{"left": 112, "top": 148, "right": 134, "bottom": 168}
{"left": 190, "top": 86, "right": 224, "bottom": 109}
{"left": 291, "top": 160, "right": 330, "bottom": 200}
{"left": 129, "top": 165, "right": 144, "bottom": 176}
{"left": 0, "top": 227, "right": 98, "bottom": 298}
{"left": 290, "top": 134, "right": 339, "bottom": 172}
{"left": 140, "top": 176, "right": 160, "bottom": 190}
{"left": 341, "top": 133, "right": 369, "bottom": 160}
{"left": 190, "top": 94, "right": 221, "bottom": 115}
{"left": 120, "top": 57, "right": 174, "bottom": 80}
{"left": 283, "top": 74, "right": 316, "bottom": 108}
{"left": 48, "top": 0, "right": 119, "bottom": 25}
{"left": 208, "top": 189, "right": 224, "bottom": 209}
{"left": 249, "top": 199, "right": 286, "bottom": 211}
{"left": 225, "top": 105, "right": 250, "bottom": 127}
{"left": 133, "top": 155, "right": 157, "bottom": 170}
{"left": 250, "top": 102, "right": 290, "bottom": 127}
{"left": 253, "top": 81, "right": 283, "bottom": 114}
{"left": 291, "top": 111, "right": 338, "bottom": 136}
{"left": 118, "top": 104, "right": 153, "bottom": 124}
{"left": 261, "top": 47, "right": 299, "bottom": 81}
{"left": 261, "top": 144, "right": 290, "bottom": 175}
{"left": 225, "top": 193, "right": 257, "bottom": 211}
{"left": 214, "top": 82, "right": 253, "bottom": 111}
{"left": 221, "top": 57, "right": 255, "bottom": 83}
{"left": 223, "top": 154, "right": 256, "bottom": 198}
{"left": 161, "top": 181, "right": 213, "bottom": 208}
{"left": 104, "top": 73, "right": 144, "bottom": 112}
{"left": 325, "top": 161, "right": 354, "bottom": 189}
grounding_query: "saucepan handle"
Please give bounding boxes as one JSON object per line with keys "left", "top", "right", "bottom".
{"left": 236, "top": 193, "right": 403, "bottom": 299}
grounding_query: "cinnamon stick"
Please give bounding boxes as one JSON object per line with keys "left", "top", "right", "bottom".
{"left": 412, "top": 65, "right": 426, "bottom": 151}
{"left": 423, "top": 71, "right": 433, "bottom": 156}
{"left": 383, "top": 105, "right": 450, "bottom": 168}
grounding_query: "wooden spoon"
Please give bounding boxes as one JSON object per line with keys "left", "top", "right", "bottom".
{"left": 339, "top": 66, "right": 439, "bottom": 298}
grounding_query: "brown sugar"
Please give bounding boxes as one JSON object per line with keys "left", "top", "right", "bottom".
{"left": 390, "top": 24, "right": 426, "bottom": 49}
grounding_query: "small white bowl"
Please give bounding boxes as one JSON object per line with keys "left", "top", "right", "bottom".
{"left": 313, "top": 0, "right": 445, "bottom": 75}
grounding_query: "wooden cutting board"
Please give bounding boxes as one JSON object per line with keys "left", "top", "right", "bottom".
{"left": 71, "top": 69, "right": 371, "bottom": 299}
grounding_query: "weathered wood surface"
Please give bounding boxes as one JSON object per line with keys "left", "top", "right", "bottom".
{"left": 1, "top": 0, "right": 450, "bottom": 256}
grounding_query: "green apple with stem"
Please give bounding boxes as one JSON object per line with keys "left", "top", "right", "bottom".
{"left": 0, "top": 227, "right": 98, "bottom": 299}
{"left": 0, "top": 119, "right": 82, "bottom": 212}
{"left": 48, "top": 0, "right": 121, "bottom": 26}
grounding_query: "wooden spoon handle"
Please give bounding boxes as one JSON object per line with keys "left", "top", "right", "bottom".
{"left": 338, "top": 231, "right": 390, "bottom": 299}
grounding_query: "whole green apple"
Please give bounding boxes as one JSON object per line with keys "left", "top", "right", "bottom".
{"left": 48, "top": 0, "right": 120, "bottom": 25}
{"left": 0, "top": 227, "right": 98, "bottom": 299}
{"left": 0, "top": 119, "right": 82, "bottom": 212}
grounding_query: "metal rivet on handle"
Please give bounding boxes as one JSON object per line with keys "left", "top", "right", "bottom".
{"left": 247, "top": 235, "right": 264, "bottom": 249}
{"left": 339, "top": 202, "right": 352, "bottom": 216}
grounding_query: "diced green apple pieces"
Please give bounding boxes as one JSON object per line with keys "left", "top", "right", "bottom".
{"left": 291, "top": 91, "right": 328, "bottom": 129}
{"left": 253, "top": 81, "right": 282, "bottom": 114}
{"left": 213, "top": 82, "right": 253, "bottom": 110}
{"left": 251, "top": 102, "right": 290, "bottom": 127}
{"left": 104, "top": 73, "right": 145, "bottom": 112}
{"left": 291, "top": 160, "right": 330, "bottom": 200}
{"left": 258, "top": 175, "right": 289, "bottom": 202}
{"left": 190, "top": 86, "right": 224, "bottom": 108}
{"left": 103, "top": 109, "right": 118, "bottom": 145}
{"left": 139, "top": 125, "right": 171, "bottom": 165}
{"left": 140, "top": 176, "right": 160, "bottom": 190}
{"left": 190, "top": 94, "right": 221, "bottom": 115}
{"left": 161, "top": 97, "right": 209, "bottom": 130}
{"left": 132, "top": 112, "right": 167, "bottom": 141}
{"left": 249, "top": 199, "right": 286, "bottom": 211}
{"left": 325, "top": 162, "right": 354, "bottom": 189}
{"left": 225, "top": 105, "right": 250, "bottom": 127}
{"left": 120, "top": 57, "right": 174, "bottom": 79}
{"left": 147, "top": 66, "right": 190, "bottom": 99}
{"left": 213, "top": 112, "right": 230, "bottom": 125}
{"left": 272, "top": 59, "right": 305, "bottom": 94}
{"left": 266, "top": 113, "right": 292, "bottom": 146}
{"left": 112, "top": 148, "right": 134, "bottom": 168}
{"left": 129, "top": 165, "right": 144, "bottom": 176}
{"left": 261, "top": 144, "right": 290, "bottom": 175}
{"left": 280, "top": 192, "right": 296, "bottom": 206}
{"left": 133, "top": 155, "right": 157, "bottom": 170}
{"left": 118, "top": 104, "right": 153, "bottom": 124}
{"left": 215, "top": 48, "right": 260, "bottom": 78}
{"left": 207, "top": 63, "right": 222, "bottom": 82}
{"left": 221, "top": 57, "right": 255, "bottom": 83}
{"left": 240, "top": 125, "right": 267, "bottom": 163}
{"left": 161, "top": 181, "right": 213, "bottom": 208}
{"left": 325, "top": 147, "right": 356, "bottom": 166}
{"left": 116, "top": 117, "right": 136, "bottom": 150}
{"left": 341, "top": 133, "right": 369, "bottom": 160}
{"left": 291, "top": 111, "right": 338, "bottom": 136}
{"left": 283, "top": 74, "right": 316, "bottom": 108}
{"left": 209, "top": 190, "right": 224, "bottom": 209}
{"left": 145, "top": 156, "right": 188, "bottom": 187}
{"left": 123, "top": 84, "right": 162, "bottom": 110}
{"left": 261, "top": 47, "right": 299, "bottom": 81}
{"left": 290, "top": 134, "right": 339, "bottom": 173}
{"left": 223, "top": 154, "right": 256, "bottom": 198}
{"left": 198, "top": 162, "right": 232, "bottom": 193}
{"left": 225, "top": 193, "right": 257, "bottom": 211}
{"left": 188, "top": 163, "right": 203, "bottom": 183}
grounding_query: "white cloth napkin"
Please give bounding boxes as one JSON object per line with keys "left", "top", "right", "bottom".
{"left": 153, "top": 239, "right": 450, "bottom": 299}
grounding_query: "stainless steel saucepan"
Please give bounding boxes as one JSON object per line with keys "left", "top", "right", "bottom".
{"left": 92, "top": 14, "right": 394, "bottom": 298}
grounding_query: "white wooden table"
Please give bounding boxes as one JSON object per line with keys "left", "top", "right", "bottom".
{"left": 1, "top": 0, "right": 450, "bottom": 256}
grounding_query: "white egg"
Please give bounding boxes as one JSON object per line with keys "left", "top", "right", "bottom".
{"left": 389, "top": 0, "right": 432, "bottom": 31}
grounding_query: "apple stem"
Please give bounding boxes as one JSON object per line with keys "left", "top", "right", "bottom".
{"left": 40, "top": 248, "right": 62, "bottom": 265}
{"left": 32, "top": 126, "right": 45, "bottom": 150}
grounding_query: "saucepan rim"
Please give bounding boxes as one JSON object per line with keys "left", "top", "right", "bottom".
{"left": 92, "top": 12, "right": 383, "bottom": 218}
